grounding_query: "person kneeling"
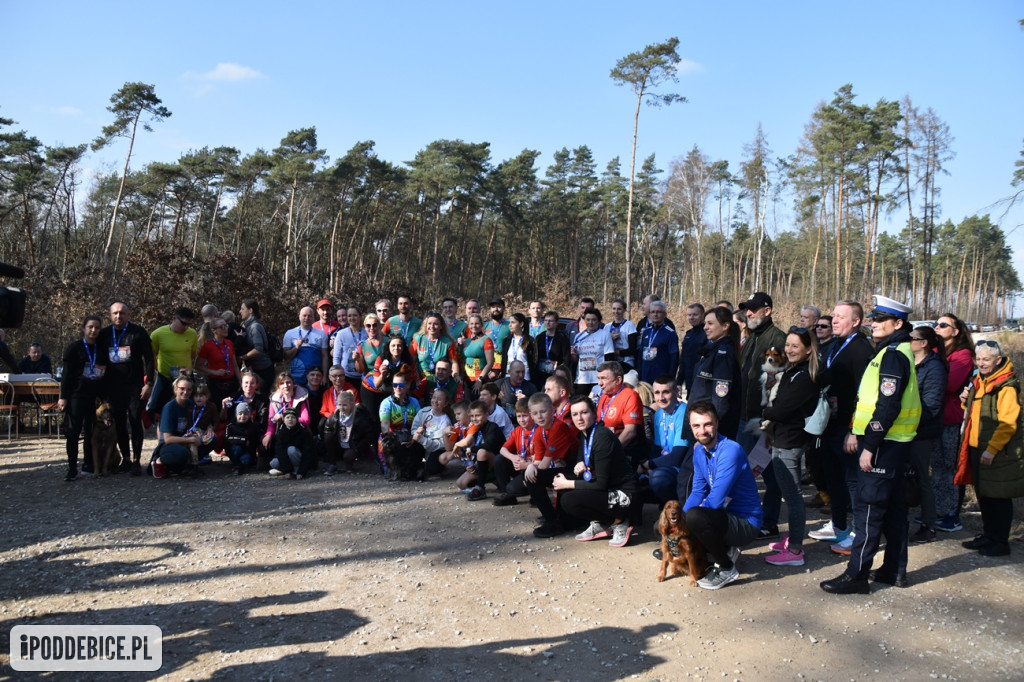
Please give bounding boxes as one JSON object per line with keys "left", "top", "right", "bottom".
{"left": 270, "top": 408, "right": 316, "bottom": 479}
{"left": 225, "top": 402, "right": 261, "bottom": 475}
{"left": 682, "top": 400, "right": 763, "bottom": 590}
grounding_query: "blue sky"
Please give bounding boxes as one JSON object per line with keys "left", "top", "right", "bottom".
{"left": 3, "top": 1, "right": 1022, "bottom": 279}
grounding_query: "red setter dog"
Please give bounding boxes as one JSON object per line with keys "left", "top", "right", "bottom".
{"left": 656, "top": 500, "right": 708, "bottom": 585}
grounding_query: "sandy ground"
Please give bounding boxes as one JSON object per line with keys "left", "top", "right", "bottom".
{"left": 1, "top": 435, "right": 1022, "bottom": 682}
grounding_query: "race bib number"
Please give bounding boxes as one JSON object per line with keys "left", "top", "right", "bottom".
{"left": 580, "top": 356, "right": 597, "bottom": 372}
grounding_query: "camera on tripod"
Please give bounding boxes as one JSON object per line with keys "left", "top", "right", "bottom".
{"left": 0, "top": 262, "right": 26, "bottom": 328}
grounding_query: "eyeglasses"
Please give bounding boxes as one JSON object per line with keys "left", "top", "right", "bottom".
{"left": 329, "top": 374, "right": 345, "bottom": 380}
{"left": 815, "top": 323, "right": 831, "bottom": 329}
{"left": 936, "top": 322, "right": 952, "bottom": 329}
{"left": 788, "top": 326, "right": 809, "bottom": 334}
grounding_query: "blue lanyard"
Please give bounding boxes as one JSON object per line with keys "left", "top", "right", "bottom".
{"left": 647, "top": 325, "right": 661, "bottom": 351}
{"left": 599, "top": 386, "right": 623, "bottom": 422}
{"left": 530, "top": 321, "right": 543, "bottom": 336}
{"left": 827, "top": 333, "right": 855, "bottom": 369}
{"left": 213, "top": 339, "right": 230, "bottom": 368}
{"left": 544, "top": 334, "right": 554, "bottom": 358}
{"left": 582, "top": 427, "right": 595, "bottom": 480}
{"left": 660, "top": 403, "right": 678, "bottom": 454}
{"left": 488, "top": 320, "right": 506, "bottom": 345}
{"left": 190, "top": 405, "right": 206, "bottom": 431}
{"left": 574, "top": 330, "right": 591, "bottom": 348}
{"left": 427, "top": 337, "right": 440, "bottom": 364}
{"left": 521, "top": 426, "right": 536, "bottom": 455}
{"left": 111, "top": 325, "right": 126, "bottom": 350}
{"left": 400, "top": 319, "right": 410, "bottom": 338}
{"left": 82, "top": 340, "right": 96, "bottom": 372}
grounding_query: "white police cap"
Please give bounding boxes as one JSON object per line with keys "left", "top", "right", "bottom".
{"left": 867, "top": 295, "right": 912, "bottom": 320}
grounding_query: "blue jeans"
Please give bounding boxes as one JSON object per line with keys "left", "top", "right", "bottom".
{"left": 227, "top": 444, "right": 253, "bottom": 468}
{"left": 771, "top": 446, "right": 806, "bottom": 549}
{"left": 648, "top": 466, "right": 679, "bottom": 504}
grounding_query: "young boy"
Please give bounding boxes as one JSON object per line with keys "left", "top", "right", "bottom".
{"left": 478, "top": 382, "right": 513, "bottom": 438}
{"left": 492, "top": 398, "right": 536, "bottom": 506}
{"left": 452, "top": 400, "right": 505, "bottom": 500}
{"left": 320, "top": 390, "right": 375, "bottom": 474}
{"left": 441, "top": 400, "right": 475, "bottom": 469}
{"left": 524, "top": 392, "right": 578, "bottom": 535}
{"left": 225, "top": 402, "right": 260, "bottom": 475}
{"left": 270, "top": 407, "right": 316, "bottom": 480}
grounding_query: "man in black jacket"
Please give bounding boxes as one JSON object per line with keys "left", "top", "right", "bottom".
{"left": 98, "top": 302, "right": 154, "bottom": 476}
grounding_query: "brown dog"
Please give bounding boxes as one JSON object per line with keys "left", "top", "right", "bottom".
{"left": 656, "top": 500, "right": 708, "bottom": 585}
{"left": 91, "top": 401, "right": 119, "bottom": 476}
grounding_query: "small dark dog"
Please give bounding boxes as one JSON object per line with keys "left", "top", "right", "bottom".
{"left": 657, "top": 500, "right": 708, "bottom": 585}
{"left": 380, "top": 431, "right": 425, "bottom": 482}
{"left": 91, "top": 401, "right": 119, "bottom": 477}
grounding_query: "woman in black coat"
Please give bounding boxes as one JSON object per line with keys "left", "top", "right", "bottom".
{"left": 760, "top": 326, "right": 820, "bottom": 567}
{"left": 499, "top": 313, "right": 538, "bottom": 383}
{"left": 544, "top": 396, "right": 641, "bottom": 547}
{"left": 687, "top": 307, "right": 742, "bottom": 440}
{"left": 534, "top": 310, "right": 571, "bottom": 389}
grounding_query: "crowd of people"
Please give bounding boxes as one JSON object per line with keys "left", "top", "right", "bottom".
{"left": 12, "top": 288, "right": 1022, "bottom": 592}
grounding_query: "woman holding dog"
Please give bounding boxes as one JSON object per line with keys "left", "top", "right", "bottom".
{"left": 760, "top": 325, "right": 820, "bottom": 567}
{"left": 688, "top": 307, "right": 742, "bottom": 440}
{"left": 59, "top": 314, "right": 109, "bottom": 481}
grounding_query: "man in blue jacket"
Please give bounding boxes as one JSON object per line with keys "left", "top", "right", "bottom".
{"left": 684, "top": 400, "right": 763, "bottom": 590}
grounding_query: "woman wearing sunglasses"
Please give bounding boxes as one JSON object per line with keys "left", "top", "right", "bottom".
{"left": 955, "top": 338, "right": 1024, "bottom": 557}
{"left": 934, "top": 313, "right": 975, "bottom": 531}
{"left": 907, "top": 326, "right": 948, "bottom": 543}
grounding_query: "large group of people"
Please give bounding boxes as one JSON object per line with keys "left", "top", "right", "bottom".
{"left": 14, "top": 288, "right": 1020, "bottom": 592}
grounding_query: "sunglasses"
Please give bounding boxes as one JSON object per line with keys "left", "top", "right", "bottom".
{"left": 788, "top": 326, "right": 809, "bottom": 334}
{"left": 976, "top": 340, "right": 1000, "bottom": 349}
{"left": 936, "top": 322, "right": 953, "bottom": 329}
{"left": 910, "top": 336, "right": 925, "bottom": 342}
{"left": 365, "top": 323, "right": 380, "bottom": 328}
{"left": 392, "top": 383, "right": 406, "bottom": 389}
{"left": 815, "top": 323, "right": 831, "bottom": 329}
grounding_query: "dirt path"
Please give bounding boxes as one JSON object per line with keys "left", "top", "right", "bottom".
{"left": 1, "top": 437, "right": 1022, "bottom": 681}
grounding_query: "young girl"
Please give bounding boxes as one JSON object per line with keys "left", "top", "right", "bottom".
{"left": 188, "top": 381, "right": 219, "bottom": 466}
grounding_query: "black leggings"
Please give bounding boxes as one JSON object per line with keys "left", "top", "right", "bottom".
{"left": 559, "top": 487, "right": 640, "bottom": 527}
{"left": 65, "top": 397, "right": 95, "bottom": 471}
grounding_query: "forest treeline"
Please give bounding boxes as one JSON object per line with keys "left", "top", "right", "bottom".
{"left": 0, "top": 81, "right": 1021, "bottom": 353}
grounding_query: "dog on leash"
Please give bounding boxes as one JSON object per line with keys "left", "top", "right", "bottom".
{"left": 656, "top": 500, "right": 708, "bottom": 585}
{"left": 760, "top": 346, "right": 787, "bottom": 407}
{"left": 91, "top": 401, "right": 119, "bottom": 476}
{"left": 380, "top": 431, "right": 425, "bottom": 482}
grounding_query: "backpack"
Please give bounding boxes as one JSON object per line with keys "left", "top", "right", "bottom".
{"left": 266, "top": 331, "right": 284, "bottom": 364}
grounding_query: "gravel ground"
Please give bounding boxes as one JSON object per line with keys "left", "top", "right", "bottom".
{"left": 1, "top": 436, "right": 1022, "bottom": 681}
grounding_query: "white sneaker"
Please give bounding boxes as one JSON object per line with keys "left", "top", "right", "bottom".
{"left": 608, "top": 522, "right": 632, "bottom": 548}
{"left": 574, "top": 521, "right": 609, "bottom": 542}
{"left": 268, "top": 469, "right": 284, "bottom": 476}
{"left": 809, "top": 521, "right": 837, "bottom": 541}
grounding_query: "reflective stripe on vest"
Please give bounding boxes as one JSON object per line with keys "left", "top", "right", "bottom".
{"left": 851, "top": 342, "right": 921, "bottom": 442}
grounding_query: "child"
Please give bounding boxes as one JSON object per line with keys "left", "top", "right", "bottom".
{"left": 478, "top": 382, "right": 513, "bottom": 438}
{"left": 492, "top": 398, "right": 536, "bottom": 506}
{"left": 524, "top": 392, "right": 578, "bottom": 534}
{"left": 225, "top": 402, "right": 260, "bottom": 475}
{"left": 440, "top": 400, "right": 475, "bottom": 469}
{"left": 187, "top": 382, "right": 219, "bottom": 466}
{"left": 270, "top": 407, "right": 316, "bottom": 479}
{"left": 452, "top": 400, "right": 505, "bottom": 500}
{"left": 320, "top": 390, "right": 375, "bottom": 474}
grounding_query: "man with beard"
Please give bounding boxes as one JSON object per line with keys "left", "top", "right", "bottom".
{"left": 484, "top": 298, "right": 511, "bottom": 382}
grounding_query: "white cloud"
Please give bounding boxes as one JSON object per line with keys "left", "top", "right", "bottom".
{"left": 183, "top": 62, "right": 264, "bottom": 82}
{"left": 675, "top": 58, "right": 703, "bottom": 75}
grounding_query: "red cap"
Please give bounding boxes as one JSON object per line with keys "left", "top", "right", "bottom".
{"left": 316, "top": 299, "right": 333, "bottom": 310}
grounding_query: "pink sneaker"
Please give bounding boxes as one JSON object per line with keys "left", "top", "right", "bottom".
{"left": 765, "top": 546, "right": 805, "bottom": 566}
{"left": 768, "top": 537, "right": 789, "bottom": 553}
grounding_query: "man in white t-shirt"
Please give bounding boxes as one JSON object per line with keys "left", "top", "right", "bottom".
{"left": 571, "top": 306, "right": 615, "bottom": 395}
{"left": 332, "top": 305, "right": 368, "bottom": 383}
{"left": 282, "top": 306, "right": 329, "bottom": 387}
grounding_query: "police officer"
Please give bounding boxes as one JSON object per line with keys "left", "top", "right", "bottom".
{"left": 821, "top": 295, "right": 922, "bottom": 594}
